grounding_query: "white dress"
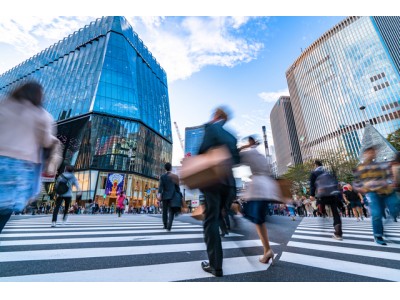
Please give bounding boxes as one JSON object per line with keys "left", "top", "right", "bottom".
{"left": 239, "top": 147, "right": 281, "bottom": 202}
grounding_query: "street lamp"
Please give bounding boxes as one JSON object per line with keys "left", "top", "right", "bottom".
{"left": 359, "top": 105, "right": 369, "bottom": 125}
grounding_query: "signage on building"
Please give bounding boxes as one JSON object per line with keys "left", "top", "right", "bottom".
{"left": 41, "top": 173, "right": 55, "bottom": 183}
{"left": 191, "top": 200, "right": 199, "bottom": 207}
{"left": 105, "top": 173, "right": 125, "bottom": 196}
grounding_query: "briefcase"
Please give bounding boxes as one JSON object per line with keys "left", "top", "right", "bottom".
{"left": 180, "top": 146, "right": 232, "bottom": 190}
{"left": 276, "top": 178, "right": 293, "bottom": 204}
{"left": 191, "top": 204, "right": 205, "bottom": 221}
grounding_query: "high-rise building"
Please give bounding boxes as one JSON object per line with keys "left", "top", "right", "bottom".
{"left": 286, "top": 16, "right": 400, "bottom": 162}
{"left": 0, "top": 16, "right": 172, "bottom": 208}
{"left": 184, "top": 125, "right": 205, "bottom": 157}
{"left": 270, "top": 96, "right": 303, "bottom": 176}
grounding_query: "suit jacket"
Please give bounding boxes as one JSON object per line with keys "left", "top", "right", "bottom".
{"left": 309, "top": 166, "right": 325, "bottom": 197}
{"left": 158, "top": 172, "right": 179, "bottom": 200}
{"left": 198, "top": 120, "right": 240, "bottom": 188}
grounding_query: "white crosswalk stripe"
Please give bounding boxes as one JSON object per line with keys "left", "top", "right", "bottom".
{"left": 279, "top": 218, "right": 400, "bottom": 282}
{"left": 0, "top": 215, "right": 276, "bottom": 281}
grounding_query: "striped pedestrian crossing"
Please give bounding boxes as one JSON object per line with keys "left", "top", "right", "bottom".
{"left": 0, "top": 214, "right": 277, "bottom": 282}
{"left": 279, "top": 217, "right": 400, "bottom": 282}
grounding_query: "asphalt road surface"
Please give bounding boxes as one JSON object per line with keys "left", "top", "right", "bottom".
{"left": 0, "top": 213, "right": 399, "bottom": 282}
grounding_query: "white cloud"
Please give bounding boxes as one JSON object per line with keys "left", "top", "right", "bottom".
{"left": 127, "top": 16, "right": 265, "bottom": 82}
{"left": 258, "top": 88, "right": 289, "bottom": 103}
{"left": 0, "top": 16, "right": 94, "bottom": 57}
{"left": 0, "top": 16, "right": 267, "bottom": 82}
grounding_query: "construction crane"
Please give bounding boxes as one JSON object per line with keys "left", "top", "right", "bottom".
{"left": 174, "top": 121, "right": 185, "bottom": 153}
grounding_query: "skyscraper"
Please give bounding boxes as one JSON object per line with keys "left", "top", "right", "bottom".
{"left": 270, "top": 96, "right": 302, "bottom": 176}
{"left": 0, "top": 16, "right": 172, "bottom": 208}
{"left": 184, "top": 125, "right": 205, "bottom": 157}
{"left": 286, "top": 16, "right": 400, "bottom": 163}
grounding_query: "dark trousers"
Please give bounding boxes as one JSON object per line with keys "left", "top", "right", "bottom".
{"left": 320, "top": 196, "right": 342, "bottom": 236}
{"left": 52, "top": 196, "right": 72, "bottom": 222}
{"left": 117, "top": 207, "right": 124, "bottom": 217}
{"left": 162, "top": 200, "right": 176, "bottom": 230}
{"left": 0, "top": 212, "right": 12, "bottom": 234}
{"left": 203, "top": 185, "right": 233, "bottom": 272}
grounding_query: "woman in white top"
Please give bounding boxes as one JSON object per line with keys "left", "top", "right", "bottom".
{"left": 0, "top": 81, "right": 59, "bottom": 234}
{"left": 239, "top": 136, "right": 282, "bottom": 264}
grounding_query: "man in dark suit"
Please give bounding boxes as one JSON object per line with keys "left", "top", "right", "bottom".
{"left": 198, "top": 106, "right": 240, "bottom": 277}
{"left": 157, "top": 162, "right": 180, "bottom": 231}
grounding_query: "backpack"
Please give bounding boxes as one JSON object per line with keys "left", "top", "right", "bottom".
{"left": 55, "top": 174, "right": 71, "bottom": 195}
{"left": 315, "top": 171, "right": 339, "bottom": 198}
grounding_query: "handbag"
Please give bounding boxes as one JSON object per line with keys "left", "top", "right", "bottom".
{"left": 191, "top": 204, "right": 205, "bottom": 220}
{"left": 170, "top": 190, "right": 183, "bottom": 208}
{"left": 180, "top": 146, "right": 232, "bottom": 190}
{"left": 270, "top": 178, "right": 293, "bottom": 205}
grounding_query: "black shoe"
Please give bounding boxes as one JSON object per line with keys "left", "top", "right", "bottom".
{"left": 166, "top": 228, "right": 171, "bottom": 232}
{"left": 201, "top": 261, "right": 223, "bottom": 277}
{"left": 375, "top": 236, "right": 387, "bottom": 246}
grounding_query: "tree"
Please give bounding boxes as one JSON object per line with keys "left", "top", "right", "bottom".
{"left": 281, "top": 149, "right": 359, "bottom": 195}
{"left": 281, "top": 160, "right": 314, "bottom": 196}
{"left": 387, "top": 128, "right": 400, "bottom": 151}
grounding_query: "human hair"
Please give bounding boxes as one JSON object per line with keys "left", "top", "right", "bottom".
{"left": 395, "top": 152, "right": 400, "bottom": 163}
{"left": 364, "top": 145, "right": 377, "bottom": 152}
{"left": 213, "top": 106, "right": 232, "bottom": 122}
{"left": 65, "top": 165, "right": 75, "bottom": 172}
{"left": 314, "top": 160, "right": 323, "bottom": 167}
{"left": 10, "top": 81, "right": 43, "bottom": 107}
{"left": 248, "top": 136, "right": 256, "bottom": 144}
{"left": 164, "top": 162, "right": 172, "bottom": 171}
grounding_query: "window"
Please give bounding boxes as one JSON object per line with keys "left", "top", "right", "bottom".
{"left": 381, "top": 72, "right": 386, "bottom": 77}
{"left": 374, "top": 86, "right": 378, "bottom": 91}
{"left": 101, "top": 177, "right": 107, "bottom": 189}
{"left": 374, "top": 76, "right": 378, "bottom": 81}
{"left": 378, "top": 73, "right": 382, "bottom": 79}
{"left": 385, "top": 81, "right": 389, "bottom": 87}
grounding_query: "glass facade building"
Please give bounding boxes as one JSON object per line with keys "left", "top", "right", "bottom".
{"left": 286, "top": 16, "right": 400, "bottom": 162}
{"left": 0, "top": 16, "right": 172, "bottom": 207}
{"left": 184, "top": 125, "right": 205, "bottom": 157}
{"left": 270, "top": 96, "right": 303, "bottom": 176}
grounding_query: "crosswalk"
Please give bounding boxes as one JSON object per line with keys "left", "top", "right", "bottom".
{"left": 279, "top": 217, "right": 400, "bottom": 281}
{"left": 0, "top": 215, "right": 276, "bottom": 282}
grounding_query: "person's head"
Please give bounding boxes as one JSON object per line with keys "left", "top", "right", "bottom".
{"left": 248, "top": 136, "right": 256, "bottom": 145}
{"left": 314, "top": 160, "right": 323, "bottom": 168}
{"left": 10, "top": 81, "right": 44, "bottom": 107}
{"left": 363, "top": 146, "right": 377, "bottom": 162}
{"left": 395, "top": 152, "right": 400, "bottom": 164}
{"left": 65, "top": 165, "right": 74, "bottom": 172}
{"left": 164, "top": 162, "right": 172, "bottom": 171}
{"left": 120, "top": 191, "right": 124, "bottom": 195}
{"left": 211, "top": 106, "right": 231, "bottom": 124}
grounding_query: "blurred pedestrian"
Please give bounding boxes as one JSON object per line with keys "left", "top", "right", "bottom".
{"left": 354, "top": 146, "right": 398, "bottom": 245}
{"left": 391, "top": 152, "right": 400, "bottom": 221}
{"left": 198, "top": 106, "right": 240, "bottom": 277}
{"left": 343, "top": 184, "right": 364, "bottom": 221}
{"left": 157, "top": 162, "right": 180, "bottom": 231}
{"left": 238, "top": 135, "right": 281, "bottom": 264}
{"left": 0, "top": 81, "right": 59, "bottom": 234}
{"left": 52, "top": 165, "right": 81, "bottom": 227}
{"left": 117, "top": 191, "right": 126, "bottom": 217}
{"left": 309, "top": 160, "right": 343, "bottom": 240}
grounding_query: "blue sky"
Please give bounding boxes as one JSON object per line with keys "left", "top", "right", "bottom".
{"left": 0, "top": 3, "right": 357, "bottom": 166}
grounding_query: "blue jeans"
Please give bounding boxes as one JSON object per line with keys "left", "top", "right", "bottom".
{"left": 367, "top": 192, "right": 398, "bottom": 237}
{"left": 288, "top": 206, "right": 296, "bottom": 216}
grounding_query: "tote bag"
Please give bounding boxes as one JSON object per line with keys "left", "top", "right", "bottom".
{"left": 180, "top": 146, "right": 232, "bottom": 190}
